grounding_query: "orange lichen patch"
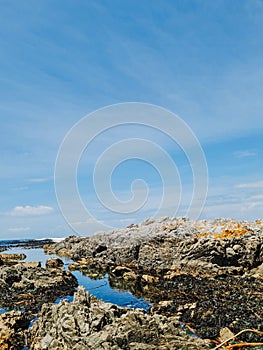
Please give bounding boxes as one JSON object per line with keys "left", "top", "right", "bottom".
{"left": 193, "top": 231, "right": 211, "bottom": 239}
{"left": 213, "top": 222, "right": 254, "bottom": 239}
{"left": 162, "top": 224, "right": 177, "bottom": 232}
{"left": 194, "top": 225, "right": 207, "bottom": 231}
{"left": 194, "top": 222, "right": 256, "bottom": 240}
{"left": 214, "top": 227, "right": 252, "bottom": 239}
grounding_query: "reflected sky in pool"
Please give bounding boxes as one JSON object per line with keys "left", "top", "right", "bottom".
{"left": 2, "top": 244, "right": 151, "bottom": 311}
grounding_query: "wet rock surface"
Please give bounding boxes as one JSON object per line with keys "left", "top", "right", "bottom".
{"left": 149, "top": 275, "right": 263, "bottom": 342}
{"left": 29, "top": 286, "right": 210, "bottom": 350}
{"left": 0, "top": 262, "right": 78, "bottom": 317}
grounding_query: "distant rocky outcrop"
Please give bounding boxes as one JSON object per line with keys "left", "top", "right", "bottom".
{"left": 0, "top": 253, "right": 26, "bottom": 265}
{"left": 45, "top": 217, "right": 263, "bottom": 277}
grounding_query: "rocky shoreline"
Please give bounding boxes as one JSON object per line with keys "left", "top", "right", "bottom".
{"left": 0, "top": 217, "right": 262, "bottom": 349}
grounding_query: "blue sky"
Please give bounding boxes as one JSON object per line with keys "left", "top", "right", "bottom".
{"left": 0, "top": 0, "right": 263, "bottom": 239}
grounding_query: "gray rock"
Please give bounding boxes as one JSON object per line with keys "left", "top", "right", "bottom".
{"left": 30, "top": 287, "right": 210, "bottom": 350}
{"left": 44, "top": 218, "right": 263, "bottom": 278}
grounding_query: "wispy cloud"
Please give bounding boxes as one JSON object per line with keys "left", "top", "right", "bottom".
{"left": 8, "top": 205, "right": 53, "bottom": 217}
{"left": 233, "top": 150, "right": 256, "bottom": 158}
{"left": 235, "top": 181, "right": 263, "bottom": 189}
{"left": 28, "top": 177, "right": 52, "bottom": 183}
{"left": 13, "top": 186, "right": 28, "bottom": 191}
{"left": 8, "top": 227, "right": 30, "bottom": 232}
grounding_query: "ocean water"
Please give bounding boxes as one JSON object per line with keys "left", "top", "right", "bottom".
{"left": 0, "top": 240, "right": 151, "bottom": 311}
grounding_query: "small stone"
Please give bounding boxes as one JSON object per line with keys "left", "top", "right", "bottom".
{"left": 226, "top": 247, "right": 235, "bottom": 257}
{"left": 219, "top": 327, "right": 235, "bottom": 342}
{"left": 141, "top": 274, "right": 159, "bottom": 283}
{"left": 232, "top": 244, "right": 242, "bottom": 252}
{"left": 21, "top": 261, "right": 41, "bottom": 268}
{"left": 111, "top": 266, "right": 133, "bottom": 277}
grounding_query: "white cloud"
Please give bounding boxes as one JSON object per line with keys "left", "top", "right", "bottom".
{"left": 28, "top": 177, "right": 52, "bottom": 183}
{"left": 249, "top": 194, "right": 263, "bottom": 200}
{"left": 235, "top": 181, "right": 263, "bottom": 189}
{"left": 233, "top": 150, "right": 256, "bottom": 158}
{"left": 8, "top": 227, "right": 30, "bottom": 232}
{"left": 9, "top": 205, "right": 54, "bottom": 216}
{"left": 70, "top": 218, "right": 97, "bottom": 226}
{"left": 13, "top": 186, "right": 28, "bottom": 191}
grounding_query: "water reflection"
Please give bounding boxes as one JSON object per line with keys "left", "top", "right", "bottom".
{"left": 2, "top": 246, "right": 151, "bottom": 311}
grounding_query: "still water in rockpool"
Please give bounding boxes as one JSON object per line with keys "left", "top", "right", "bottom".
{"left": 2, "top": 244, "right": 151, "bottom": 311}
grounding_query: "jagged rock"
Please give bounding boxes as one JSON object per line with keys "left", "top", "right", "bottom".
{"left": 0, "top": 263, "right": 78, "bottom": 315}
{"left": 0, "top": 253, "right": 26, "bottom": 260}
{"left": 92, "top": 244, "right": 107, "bottom": 257}
{"left": 30, "top": 287, "right": 210, "bottom": 350}
{"left": 247, "top": 262, "right": 263, "bottom": 279}
{"left": 40, "top": 217, "right": 263, "bottom": 343}
{"left": 44, "top": 218, "right": 263, "bottom": 278}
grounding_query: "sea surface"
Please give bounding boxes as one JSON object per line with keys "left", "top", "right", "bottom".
{"left": 0, "top": 239, "right": 151, "bottom": 311}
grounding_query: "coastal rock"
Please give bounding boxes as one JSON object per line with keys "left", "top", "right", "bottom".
{"left": 30, "top": 287, "right": 210, "bottom": 350}
{"left": 0, "top": 263, "right": 78, "bottom": 315}
{"left": 20, "top": 261, "right": 41, "bottom": 268}
{"left": 45, "top": 257, "right": 64, "bottom": 270}
{"left": 45, "top": 218, "right": 263, "bottom": 278}
{"left": 123, "top": 271, "right": 138, "bottom": 281}
{"left": 0, "top": 311, "right": 29, "bottom": 350}
{"left": 141, "top": 274, "right": 159, "bottom": 283}
{"left": 43, "top": 236, "right": 86, "bottom": 257}
{"left": 111, "top": 265, "right": 133, "bottom": 276}
{"left": 0, "top": 253, "right": 26, "bottom": 265}
{"left": 247, "top": 262, "right": 263, "bottom": 279}
{"left": 41, "top": 218, "right": 263, "bottom": 343}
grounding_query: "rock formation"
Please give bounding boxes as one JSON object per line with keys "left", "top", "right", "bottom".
{"left": 0, "top": 263, "right": 78, "bottom": 316}
{"left": 30, "top": 286, "right": 210, "bottom": 350}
